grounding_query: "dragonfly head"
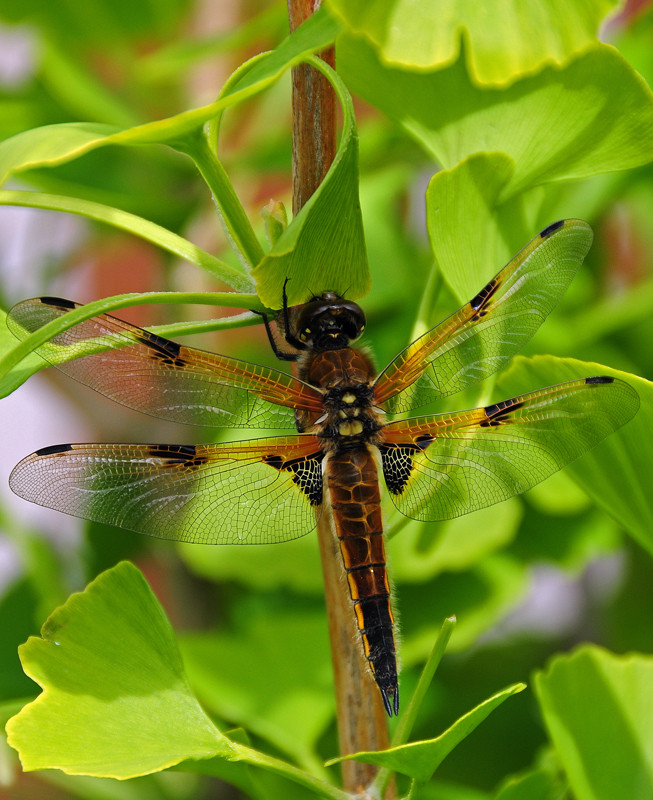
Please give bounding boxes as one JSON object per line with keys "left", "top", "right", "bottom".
{"left": 294, "top": 291, "right": 366, "bottom": 351}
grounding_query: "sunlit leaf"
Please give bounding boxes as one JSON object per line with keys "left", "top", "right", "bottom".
{"left": 534, "top": 646, "right": 653, "bottom": 800}
{"left": 329, "top": 0, "right": 618, "bottom": 84}
{"left": 338, "top": 41, "right": 653, "bottom": 193}
{"left": 0, "top": 11, "right": 368, "bottom": 309}
{"left": 6, "top": 562, "right": 230, "bottom": 778}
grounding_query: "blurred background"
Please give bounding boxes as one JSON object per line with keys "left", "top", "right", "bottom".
{"left": 0, "top": 1, "right": 652, "bottom": 798}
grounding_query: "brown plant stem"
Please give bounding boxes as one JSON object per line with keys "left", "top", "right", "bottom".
{"left": 287, "top": 0, "right": 336, "bottom": 214}
{"left": 286, "top": 2, "right": 392, "bottom": 795}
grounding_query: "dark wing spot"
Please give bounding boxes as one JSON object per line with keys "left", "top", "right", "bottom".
{"left": 470, "top": 277, "right": 500, "bottom": 314}
{"left": 539, "top": 220, "right": 564, "bottom": 238}
{"left": 134, "top": 331, "right": 185, "bottom": 366}
{"left": 40, "top": 297, "right": 77, "bottom": 310}
{"left": 148, "top": 444, "right": 197, "bottom": 457}
{"left": 135, "top": 331, "right": 182, "bottom": 357}
{"left": 147, "top": 444, "right": 207, "bottom": 466}
{"left": 481, "top": 398, "right": 525, "bottom": 427}
{"left": 585, "top": 376, "right": 613, "bottom": 385}
{"left": 36, "top": 443, "right": 73, "bottom": 456}
{"left": 415, "top": 434, "right": 434, "bottom": 450}
{"left": 380, "top": 443, "right": 417, "bottom": 495}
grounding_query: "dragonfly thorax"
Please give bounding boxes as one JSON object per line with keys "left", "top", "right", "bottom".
{"left": 301, "top": 347, "right": 374, "bottom": 390}
{"left": 317, "top": 376, "right": 382, "bottom": 448}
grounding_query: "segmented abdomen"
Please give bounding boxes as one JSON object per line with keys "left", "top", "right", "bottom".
{"left": 325, "top": 446, "right": 399, "bottom": 715}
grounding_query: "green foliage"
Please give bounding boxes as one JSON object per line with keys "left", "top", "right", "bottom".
{"left": 338, "top": 40, "right": 653, "bottom": 181}
{"left": 534, "top": 646, "right": 653, "bottom": 800}
{"left": 331, "top": 683, "right": 525, "bottom": 783}
{"left": 328, "top": 0, "right": 619, "bottom": 82}
{"left": 6, "top": 562, "right": 229, "bottom": 778}
{"left": 5, "top": 561, "right": 521, "bottom": 799}
{"left": 0, "top": 0, "right": 652, "bottom": 798}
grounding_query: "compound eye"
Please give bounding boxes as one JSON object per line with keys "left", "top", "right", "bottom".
{"left": 342, "top": 308, "right": 365, "bottom": 340}
{"left": 345, "top": 322, "right": 361, "bottom": 339}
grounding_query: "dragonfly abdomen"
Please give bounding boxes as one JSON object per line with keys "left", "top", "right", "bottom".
{"left": 326, "top": 447, "right": 399, "bottom": 716}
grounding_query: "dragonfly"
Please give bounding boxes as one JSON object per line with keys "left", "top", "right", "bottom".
{"left": 7, "top": 218, "right": 639, "bottom": 717}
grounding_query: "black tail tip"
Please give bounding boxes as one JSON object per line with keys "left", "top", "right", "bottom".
{"left": 380, "top": 685, "right": 399, "bottom": 717}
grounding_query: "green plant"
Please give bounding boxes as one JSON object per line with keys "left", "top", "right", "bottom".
{"left": 1, "top": 1, "right": 652, "bottom": 798}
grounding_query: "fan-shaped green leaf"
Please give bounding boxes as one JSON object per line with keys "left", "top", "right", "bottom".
{"left": 534, "top": 646, "right": 653, "bottom": 800}
{"left": 329, "top": 0, "right": 618, "bottom": 84}
{"left": 338, "top": 40, "right": 653, "bottom": 194}
{"left": 425, "top": 151, "right": 519, "bottom": 301}
{"left": 6, "top": 562, "right": 229, "bottom": 778}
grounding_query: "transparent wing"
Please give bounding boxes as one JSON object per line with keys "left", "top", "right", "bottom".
{"left": 379, "top": 377, "right": 638, "bottom": 520}
{"left": 373, "top": 220, "right": 593, "bottom": 413}
{"left": 10, "top": 435, "right": 324, "bottom": 544}
{"left": 7, "top": 297, "right": 324, "bottom": 428}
